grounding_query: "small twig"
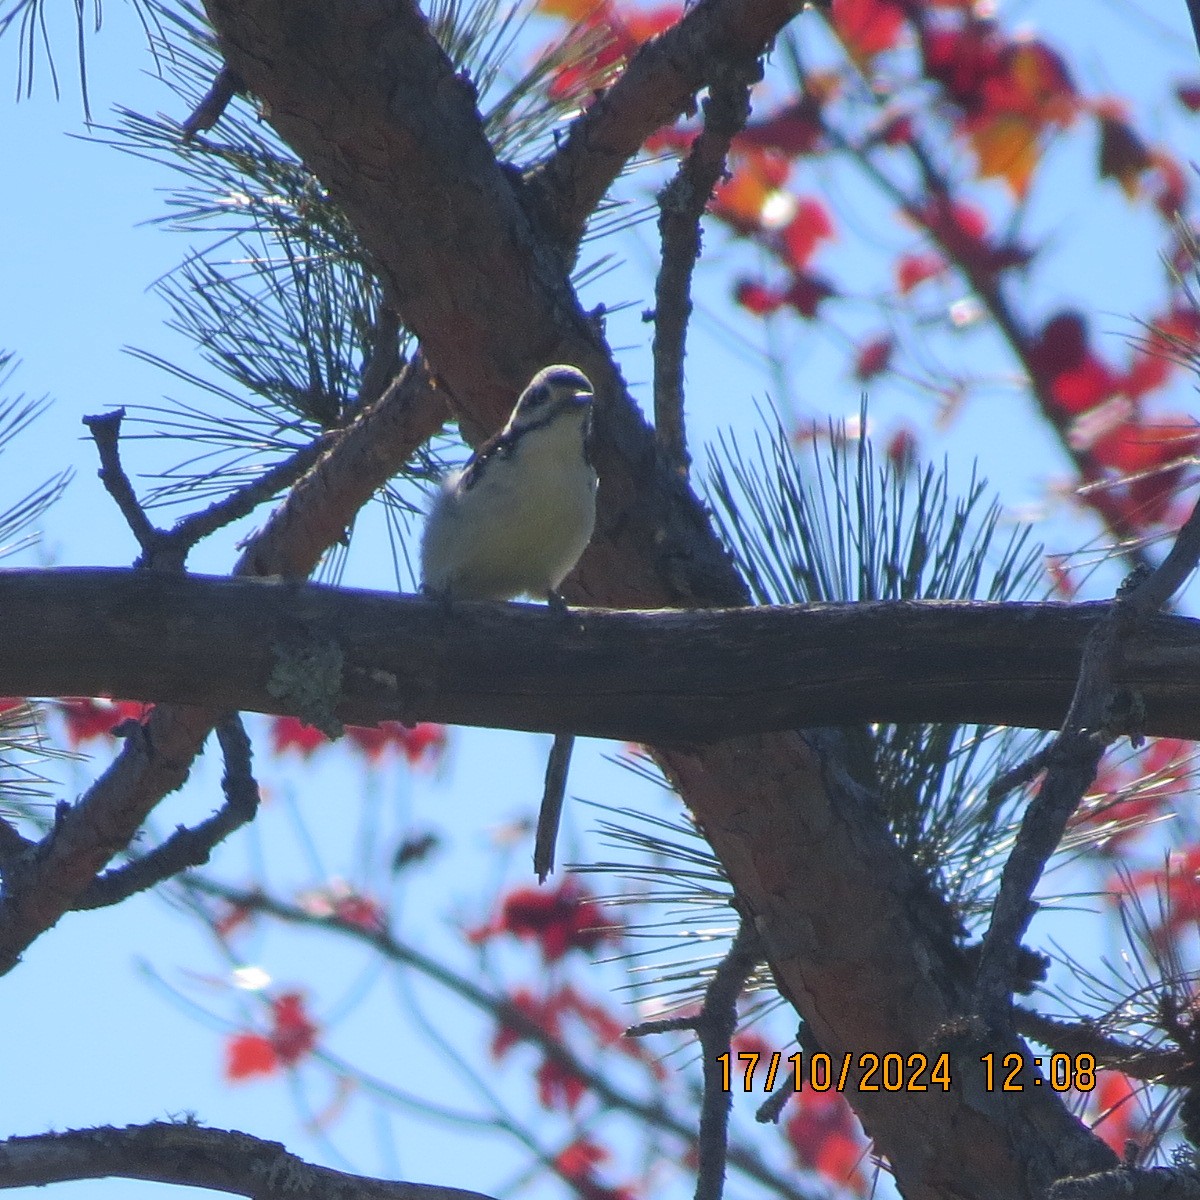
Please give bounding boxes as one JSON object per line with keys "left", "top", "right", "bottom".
{"left": 695, "top": 921, "right": 762, "bottom": 1200}
{"left": 1188, "top": 0, "right": 1200, "bottom": 61}
{"left": 351, "top": 308, "right": 404, "bottom": 418}
{"left": 987, "top": 744, "right": 1054, "bottom": 802}
{"left": 1013, "top": 1006, "right": 1187, "bottom": 1084}
{"left": 534, "top": 732, "right": 574, "bottom": 882}
{"left": 74, "top": 716, "right": 260, "bottom": 910}
{"left": 626, "top": 1015, "right": 700, "bottom": 1037}
{"left": 755, "top": 1076, "right": 797, "bottom": 1124}
{"left": 0, "top": 1121, "right": 500, "bottom": 1200}
{"left": 83, "top": 409, "right": 164, "bottom": 559}
{"left": 166, "top": 437, "right": 331, "bottom": 557}
{"left": 651, "top": 63, "right": 759, "bottom": 477}
{"left": 977, "top": 495, "right": 1200, "bottom": 1019}
{"left": 180, "top": 65, "right": 243, "bottom": 142}
{"left": 1049, "top": 1165, "right": 1200, "bottom": 1200}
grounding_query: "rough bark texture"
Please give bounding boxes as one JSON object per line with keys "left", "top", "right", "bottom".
{"left": 0, "top": 1123, "right": 496, "bottom": 1200}
{"left": 3, "top": 568, "right": 1200, "bottom": 741}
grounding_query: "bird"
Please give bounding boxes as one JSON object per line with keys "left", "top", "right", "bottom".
{"left": 420, "top": 364, "right": 598, "bottom": 881}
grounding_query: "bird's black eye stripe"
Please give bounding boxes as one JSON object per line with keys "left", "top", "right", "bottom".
{"left": 525, "top": 384, "right": 550, "bottom": 408}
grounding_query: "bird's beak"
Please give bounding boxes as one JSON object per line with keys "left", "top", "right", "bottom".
{"left": 571, "top": 388, "right": 594, "bottom": 406}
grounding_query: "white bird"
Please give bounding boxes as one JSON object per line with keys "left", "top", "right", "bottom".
{"left": 420, "top": 365, "right": 598, "bottom": 881}
{"left": 420, "top": 365, "right": 597, "bottom": 605}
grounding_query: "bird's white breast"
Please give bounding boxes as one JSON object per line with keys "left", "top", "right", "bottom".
{"left": 420, "top": 409, "right": 597, "bottom": 601}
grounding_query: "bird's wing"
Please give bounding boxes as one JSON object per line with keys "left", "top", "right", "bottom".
{"left": 457, "top": 426, "right": 519, "bottom": 492}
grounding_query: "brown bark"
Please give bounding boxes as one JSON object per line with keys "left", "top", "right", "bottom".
{"left": 3, "top": 568, "right": 1200, "bottom": 742}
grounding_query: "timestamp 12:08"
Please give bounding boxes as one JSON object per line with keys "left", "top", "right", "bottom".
{"left": 714, "top": 1050, "right": 1098, "bottom": 1093}
{"left": 981, "top": 1052, "right": 1096, "bottom": 1092}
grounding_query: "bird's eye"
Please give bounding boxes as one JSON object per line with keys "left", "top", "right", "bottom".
{"left": 526, "top": 385, "right": 550, "bottom": 408}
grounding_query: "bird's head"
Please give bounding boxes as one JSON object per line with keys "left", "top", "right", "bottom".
{"left": 506, "top": 365, "right": 595, "bottom": 436}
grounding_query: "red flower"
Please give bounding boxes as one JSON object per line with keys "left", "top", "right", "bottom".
{"left": 737, "top": 99, "right": 825, "bottom": 158}
{"left": 1088, "top": 1071, "right": 1148, "bottom": 1155}
{"left": 225, "top": 1033, "right": 277, "bottom": 1081}
{"left": 785, "top": 1086, "right": 869, "bottom": 1192}
{"left": 57, "top": 698, "right": 147, "bottom": 746}
{"left": 271, "top": 991, "right": 319, "bottom": 1066}
{"left": 832, "top": 0, "right": 906, "bottom": 61}
{"left": 854, "top": 335, "right": 894, "bottom": 382}
{"left": 471, "top": 881, "right": 619, "bottom": 963}
{"left": 777, "top": 199, "right": 835, "bottom": 272}
{"left": 347, "top": 721, "right": 447, "bottom": 766}
{"left": 783, "top": 273, "right": 837, "bottom": 319}
{"left": 223, "top": 991, "right": 319, "bottom": 1083}
{"left": 896, "top": 252, "right": 945, "bottom": 294}
{"left": 736, "top": 280, "right": 785, "bottom": 316}
{"left": 536, "top": 1057, "right": 588, "bottom": 1111}
{"left": 270, "top": 715, "right": 327, "bottom": 757}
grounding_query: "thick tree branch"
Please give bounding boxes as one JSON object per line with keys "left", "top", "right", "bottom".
{"left": 4, "top": 569, "right": 1200, "bottom": 741}
{"left": 1049, "top": 1167, "right": 1200, "bottom": 1200}
{"left": 0, "top": 1122, "right": 496, "bottom": 1200}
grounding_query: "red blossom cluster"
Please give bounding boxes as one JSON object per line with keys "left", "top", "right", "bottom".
{"left": 52, "top": 697, "right": 148, "bottom": 746}
{"left": 225, "top": 991, "right": 319, "bottom": 1082}
{"left": 555, "top": 1139, "right": 639, "bottom": 1200}
{"left": 538, "top": 0, "right": 681, "bottom": 98}
{"left": 269, "top": 714, "right": 447, "bottom": 767}
{"left": 731, "top": 1032, "right": 869, "bottom": 1193}
{"left": 469, "top": 879, "right": 620, "bottom": 963}
{"left": 532, "top": 0, "right": 1200, "bottom": 550}
{"left": 489, "top": 981, "right": 666, "bottom": 1122}
{"left": 1031, "top": 310, "right": 1200, "bottom": 529}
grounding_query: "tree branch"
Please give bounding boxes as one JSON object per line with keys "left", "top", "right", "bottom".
{"left": 0, "top": 1122, "right": 497, "bottom": 1200}
{"left": 0, "top": 364, "right": 448, "bottom": 974}
{"left": 74, "top": 716, "right": 260, "bottom": 910}
{"left": 4, "top": 569, "right": 1200, "bottom": 741}
{"left": 976, "top": 495, "right": 1200, "bottom": 1017}
{"left": 652, "top": 62, "right": 758, "bottom": 475}
{"left": 528, "top": 0, "right": 803, "bottom": 250}
{"left": 38, "top": 0, "right": 1120, "bottom": 1186}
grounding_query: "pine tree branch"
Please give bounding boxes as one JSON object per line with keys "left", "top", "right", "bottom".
{"left": 4, "top": 569, "right": 1200, "bottom": 741}
{"left": 528, "top": 0, "right": 803, "bottom": 250}
{"left": 1049, "top": 1167, "right": 1200, "bottom": 1200}
{"left": 0, "top": 363, "right": 448, "bottom": 974}
{"left": 976, "top": 496, "right": 1200, "bottom": 1018}
{"left": 652, "top": 61, "right": 758, "bottom": 476}
{"left": 0, "top": 1122, "right": 498, "bottom": 1200}
{"left": 1014, "top": 1007, "right": 1187, "bottom": 1084}
{"left": 74, "top": 716, "right": 259, "bottom": 910}
{"left": 22, "top": 0, "right": 1116, "bottom": 1187}
{"left": 181, "top": 63, "right": 243, "bottom": 140}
